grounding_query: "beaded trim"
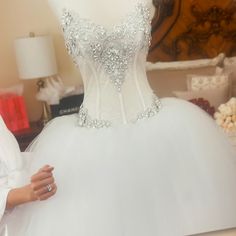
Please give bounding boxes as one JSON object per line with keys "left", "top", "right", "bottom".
{"left": 77, "top": 96, "right": 162, "bottom": 128}
{"left": 77, "top": 106, "right": 111, "bottom": 129}
{"left": 135, "top": 96, "right": 162, "bottom": 122}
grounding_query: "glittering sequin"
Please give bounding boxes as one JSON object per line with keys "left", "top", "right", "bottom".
{"left": 61, "top": 3, "right": 151, "bottom": 92}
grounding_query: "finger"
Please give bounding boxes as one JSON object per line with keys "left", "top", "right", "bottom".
{"left": 39, "top": 186, "right": 57, "bottom": 201}
{"left": 40, "top": 166, "right": 54, "bottom": 173}
{"left": 31, "top": 177, "right": 55, "bottom": 191}
{"left": 31, "top": 171, "right": 52, "bottom": 182}
{"left": 34, "top": 183, "right": 57, "bottom": 197}
{"left": 38, "top": 165, "right": 51, "bottom": 172}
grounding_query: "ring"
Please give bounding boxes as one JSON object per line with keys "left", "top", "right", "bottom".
{"left": 46, "top": 184, "right": 53, "bottom": 192}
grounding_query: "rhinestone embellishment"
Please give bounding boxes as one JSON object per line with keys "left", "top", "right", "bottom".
{"left": 61, "top": 3, "right": 151, "bottom": 92}
{"left": 136, "top": 96, "right": 162, "bottom": 121}
{"left": 77, "top": 96, "right": 162, "bottom": 128}
{"left": 77, "top": 106, "right": 111, "bottom": 129}
{"left": 60, "top": 3, "right": 162, "bottom": 128}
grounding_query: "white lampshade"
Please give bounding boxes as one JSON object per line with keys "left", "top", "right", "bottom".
{"left": 14, "top": 35, "right": 58, "bottom": 80}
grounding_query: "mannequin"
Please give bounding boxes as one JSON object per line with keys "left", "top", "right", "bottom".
{"left": 48, "top": 0, "right": 155, "bottom": 27}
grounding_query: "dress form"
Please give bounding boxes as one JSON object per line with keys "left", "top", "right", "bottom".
{"left": 48, "top": 0, "right": 155, "bottom": 26}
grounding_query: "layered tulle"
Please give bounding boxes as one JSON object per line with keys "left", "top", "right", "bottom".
{"left": 2, "top": 98, "right": 236, "bottom": 236}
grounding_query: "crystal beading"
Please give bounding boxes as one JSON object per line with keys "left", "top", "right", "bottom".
{"left": 77, "top": 106, "right": 111, "bottom": 129}
{"left": 135, "top": 96, "right": 162, "bottom": 122}
{"left": 77, "top": 96, "right": 162, "bottom": 128}
{"left": 60, "top": 2, "right": 162, "bottom": 128}
{"left": 61, "top": 3, "right": 151, "bottom": 92}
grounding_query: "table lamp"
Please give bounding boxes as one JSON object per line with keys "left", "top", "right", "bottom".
{"left": 14, "top": 34, "right": 58, "bottom": 126}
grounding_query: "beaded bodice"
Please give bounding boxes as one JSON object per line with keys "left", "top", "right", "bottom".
{"left": 60, "top": 2, "right": 161, "bottom": 127}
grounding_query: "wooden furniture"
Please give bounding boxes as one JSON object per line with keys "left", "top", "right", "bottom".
{"left": 13, "top": 122, "right": 43, "bottom": 151}
{"left": 149, "top": 0, "right": 236, "bottom": 62}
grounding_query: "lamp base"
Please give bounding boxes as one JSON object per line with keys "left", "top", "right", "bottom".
{"left": 37, "top": 78, "right": 52, "bottom": 126}
{"left": 40, "top": 101, "right": 52, "bottom": 127}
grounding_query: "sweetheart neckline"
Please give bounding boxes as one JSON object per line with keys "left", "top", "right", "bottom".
{"left": 61, "top": 1, "right": 151, "bottom": 34}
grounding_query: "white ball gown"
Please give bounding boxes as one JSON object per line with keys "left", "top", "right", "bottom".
{"left": 2, "top": 1, "right": 236, "bottom": 235}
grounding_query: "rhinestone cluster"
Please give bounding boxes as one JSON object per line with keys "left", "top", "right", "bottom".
{"left": 135, "top": 96, "right": 162, "bottom": 122}
{"left": 61, "top": 3, "right": 151, "bottom": 92}
{"left": 77, "top": 106, "right": 111, "bottom": 128}
{"left": 77, "top": 96, "right": 162, "bottom": 128}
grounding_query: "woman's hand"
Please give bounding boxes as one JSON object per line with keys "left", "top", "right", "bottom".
{"left": 6, "top": 165, "right": 57, "bottom": 209}
{"left": 30, "top": 165, "right": 57, "bottom": 201}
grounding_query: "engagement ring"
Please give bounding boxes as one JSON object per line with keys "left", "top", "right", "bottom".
{"left": 47, "top": 184, "right": 53, "bottom": 192}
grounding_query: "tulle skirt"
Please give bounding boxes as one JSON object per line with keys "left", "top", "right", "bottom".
{"left": 2, "top": 98, "right": 236, "bottom": 236}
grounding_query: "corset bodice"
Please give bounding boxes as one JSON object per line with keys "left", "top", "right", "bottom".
{"left": 60, "top": 2, "right": 161, "bottom": 127}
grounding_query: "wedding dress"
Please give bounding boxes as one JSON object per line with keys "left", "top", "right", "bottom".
{"left": 1, "top": 1, "right": 236, "bottom": 235}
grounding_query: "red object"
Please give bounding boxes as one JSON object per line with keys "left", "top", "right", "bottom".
{"left": 189, "top": 98, "right": 215, "bottom": 117}
{"left": 0, "top": 94, "right": 29, "bottom": 132}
